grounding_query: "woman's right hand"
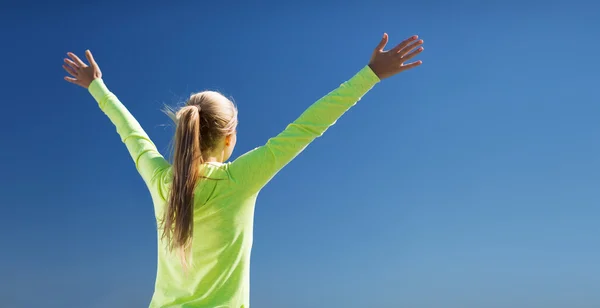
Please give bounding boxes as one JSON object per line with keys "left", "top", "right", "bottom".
{"left": 368, "top": 33, "right": 424, "bottom": 80}
{"left": 62, "top": 50, "right": 102, "bottom": 89}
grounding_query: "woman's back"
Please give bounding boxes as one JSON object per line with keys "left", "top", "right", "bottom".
{"left": 151, "top": 163, "right": 256, "bottom": 308}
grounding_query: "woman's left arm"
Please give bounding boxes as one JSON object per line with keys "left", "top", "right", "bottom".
{"left": 63, "top": 51, "right": 170, "bottom": 196}
{"left": 88, "top": 79, "right": 171, "bottom": 187}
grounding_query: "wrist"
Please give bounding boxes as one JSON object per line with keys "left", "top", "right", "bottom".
{"left": 368, "top": 63, "right": 386, "bottom": 80}
{"left": 88, "top": 78, "right": 109, "bottom": 102}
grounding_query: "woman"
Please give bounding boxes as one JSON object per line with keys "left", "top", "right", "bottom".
{"left": 63, "top": 32, "right": 424, "bottom": 308}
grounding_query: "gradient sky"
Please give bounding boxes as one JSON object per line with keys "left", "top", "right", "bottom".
{"left": 1, "top": 1, "right": 599, "bottom": 307}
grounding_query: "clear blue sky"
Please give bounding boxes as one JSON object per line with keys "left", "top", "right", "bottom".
{"left": 1, "top": 1, "right": 599, "bottom": 307}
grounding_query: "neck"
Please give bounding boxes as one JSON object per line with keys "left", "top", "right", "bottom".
{"left": 204, "top": 157, "right": 222, "bottom": 163}
{"left": 204, "top": 149, "right": 225, "bottom": 163}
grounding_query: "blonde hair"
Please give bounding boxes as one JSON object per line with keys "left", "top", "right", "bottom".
{"left": 161, "top": 91, "right": 238, "bottom": 265}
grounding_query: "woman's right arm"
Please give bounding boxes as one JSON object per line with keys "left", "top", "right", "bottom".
{"left": 227, "top": 33, "right": 424, "bottom": 193}
{"left": 227, "top": 65, "right": 380, "bottom": 192}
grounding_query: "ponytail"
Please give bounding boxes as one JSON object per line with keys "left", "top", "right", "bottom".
{"left": 162, "top": 105, "right": 203, "bottom": 263}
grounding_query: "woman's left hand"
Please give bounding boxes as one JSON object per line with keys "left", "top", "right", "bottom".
{"left": 63, "top": 50, "right": 102, "bottom": 89}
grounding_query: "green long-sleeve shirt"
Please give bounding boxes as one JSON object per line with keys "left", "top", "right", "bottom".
{"left": 88, "top": 65, "right": 380, "bottom": 308}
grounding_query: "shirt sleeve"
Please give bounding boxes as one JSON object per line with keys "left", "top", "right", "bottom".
{"left": 227, "top": 65, "right": 380, "bottom": 193}
{"left": 88, "top": 79, "right": 171, "bottom": 199}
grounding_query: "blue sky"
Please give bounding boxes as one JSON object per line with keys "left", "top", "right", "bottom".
{"left": 1, "top": 1, "right": 599, "bottom": 307}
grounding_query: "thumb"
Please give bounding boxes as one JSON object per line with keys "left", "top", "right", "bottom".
{"left": 85, "top": 50, "right": 98, "bottom": 68}
{"left": 374, "top": 33, "right": 388, "bottom": 52}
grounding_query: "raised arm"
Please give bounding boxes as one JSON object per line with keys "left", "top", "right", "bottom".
{"left": 63, "top": 51, "right": 170, "bottom": 194}
{"left": 228, "top": 33, "right": 425, "bottom": 193}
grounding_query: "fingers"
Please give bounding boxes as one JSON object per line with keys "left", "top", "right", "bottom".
{"left": 68, "top": 52, "right": 87, "bottom": 67}
{"left": 391, "top": 35, "right": 419, "bottom": 53}
{"left": 85, "top": 50, "right": 98, "bottom": 68}
{"left": 62, "top": 64, "right": 77, "bottom": 77}
{"left": 64, "top": 58, "right": 79, "bottom": 71}
{"left": 401, "top": 46, "right": 424, "bottom": 62}
{"left": 401, "top": 60, "right": 423, "bottom": 71}
{"left": 64, "top": 76, "right": 78, "bottom": 84}
{"left": 397, "top": 39, "right": 423, "bottom": 57}
{"left": 374, "top": 33, "right": 389, "bottom": 52}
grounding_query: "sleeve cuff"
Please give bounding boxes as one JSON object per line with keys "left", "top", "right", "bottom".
{"left": 88, "top": 78, "right": 110, "bottom": 103}
{"left": 361, "top": 65, "right": 381, "bottom": 84}
{"left": 348, "top": 65, "right": 380, "bottom": 92}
